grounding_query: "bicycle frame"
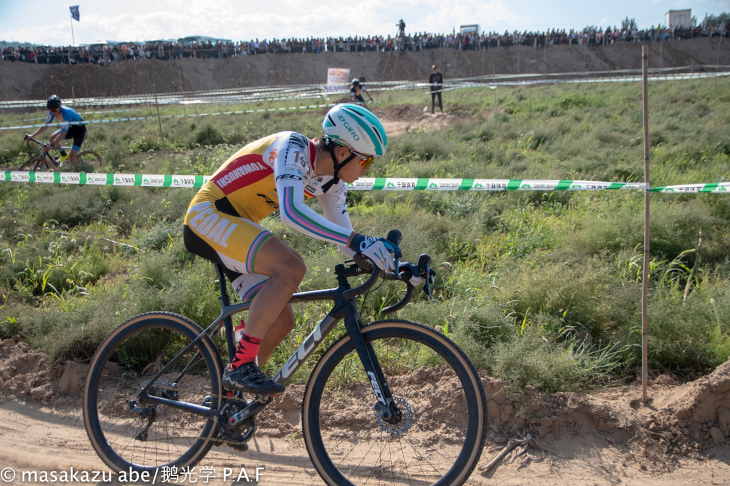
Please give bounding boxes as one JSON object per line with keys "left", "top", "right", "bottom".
{"left": 135, "top": 262, "right": 402, "bottom": 425}
{"left": 23, "top": 138, "right": 62, "bottom": 170}
{"left": 26, "top": 137, "right": 70, "bottom": 156}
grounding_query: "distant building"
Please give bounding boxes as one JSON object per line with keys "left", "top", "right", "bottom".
{"left": 460, "top": 24, "right": 480, "bottom": 35}
{"left": 666, "top": 9, "right": 692, "bottom": 29}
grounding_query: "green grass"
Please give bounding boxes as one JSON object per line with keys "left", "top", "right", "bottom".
{"left": 1, "top": 77, "right": 729, "bottom": 393}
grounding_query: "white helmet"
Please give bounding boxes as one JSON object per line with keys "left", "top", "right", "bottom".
{"left": 323, "top": 103, "right": 387, "bottom": 157}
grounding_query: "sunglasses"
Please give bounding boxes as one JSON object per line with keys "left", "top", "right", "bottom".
{"left": 348, "top": 148, "right": 375, "bottom": 167}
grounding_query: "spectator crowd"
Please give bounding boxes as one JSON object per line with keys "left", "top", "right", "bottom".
{"left": 2, "top": 22, "right": 729, "bottom": 65}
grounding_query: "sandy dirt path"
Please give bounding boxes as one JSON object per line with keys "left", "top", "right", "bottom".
{"left": 1, "top": 398, "right": 729, "bottom": 486}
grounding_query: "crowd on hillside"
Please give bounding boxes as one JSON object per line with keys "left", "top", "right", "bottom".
{"left": 2, "top": 23, "right": 729, "bottom": 65}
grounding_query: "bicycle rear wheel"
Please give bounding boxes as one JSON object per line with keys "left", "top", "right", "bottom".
{"left": 76, "top": 150, "right": 104, "bottom": 172}
{"left": 19, "top": 156, "right": 43, "bottom": 171}
{"left": 303, "top": 320, "right": 487, "bottom": 486}
{"left": 83, "top": 312, "right": 224, "bottom": 473}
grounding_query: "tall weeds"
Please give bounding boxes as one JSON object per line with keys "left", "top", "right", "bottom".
{"left": 1, "top": 77, "right": 729, "bottom": 390}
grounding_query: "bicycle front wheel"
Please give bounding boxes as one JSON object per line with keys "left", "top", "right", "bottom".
{"left": 303, "top": 320, "right": 487, "bottom": 486}
{"left": 83, "top": 312, "right": 224, "bottom": 473}
{"left": 33, "top": 159, "right": 55, "bottom": 171}
{"left": 76, "top": 150, "right": 104, "bottom": 172}
{"left": 19, "top": 156, "right": 43, "bottom": 171}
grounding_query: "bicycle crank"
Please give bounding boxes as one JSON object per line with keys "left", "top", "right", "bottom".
{"left": 218, "top": 400, "right": 256, "bottom": 449}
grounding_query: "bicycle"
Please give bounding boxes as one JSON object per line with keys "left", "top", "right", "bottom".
{"left": 19, "top": 137, "right": 104, "bottom": 172}
{"left": 82, "top": 230, "right": 487, "bottom": 485}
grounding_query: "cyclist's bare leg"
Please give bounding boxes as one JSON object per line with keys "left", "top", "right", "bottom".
{"left": 48, "top": 130, "right": 64, "bottom": 150}
{"left": 68, "top": 148, "right": 79, "bottom": 164}
{"left": 222, "top": 237, "right": 303, "bottom": 393}
{"left": 245, "top": 237, "right": 305, "bottom": 341}
{"left": 257, "top": 304, "right": 295, "bottom": 366}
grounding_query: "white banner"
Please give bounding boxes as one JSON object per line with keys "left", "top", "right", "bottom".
{"left": 326, "top": 68, "right": 350, "bottom": 93}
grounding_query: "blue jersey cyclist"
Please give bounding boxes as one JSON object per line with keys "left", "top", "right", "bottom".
{"left": 183, "top": 104, "right": 425, "bottom": 395}
{"left": 24, "top": 95, "right": 87, "bottom": 165}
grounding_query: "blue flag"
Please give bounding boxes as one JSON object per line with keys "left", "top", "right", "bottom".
{"left": 70, "top": 6, "right": 80, "bottom": 22}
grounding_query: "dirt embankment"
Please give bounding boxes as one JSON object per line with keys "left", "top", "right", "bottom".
{"left": 1, "top": 336, "right": 730, "bottom": 485}
{"left": 0, "top": 37, "right": 727, "bottom": 101}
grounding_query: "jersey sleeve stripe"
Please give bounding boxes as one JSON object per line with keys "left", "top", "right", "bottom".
{"left": 282, "top": 187, "right": 350, "bottom": 245}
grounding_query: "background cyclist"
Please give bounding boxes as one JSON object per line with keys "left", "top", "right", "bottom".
{"left": 24, "top": 95, "right": 87, "bottom": 165}
{"left": 350, "top": 78, "right": 372, "bottom": 103}
{"left": 183, "top": 103, "right": 424, "bottom": 396}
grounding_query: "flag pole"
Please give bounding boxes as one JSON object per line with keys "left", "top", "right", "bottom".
{"left": 70, "top": 14, "right": 75, "bottom": 46}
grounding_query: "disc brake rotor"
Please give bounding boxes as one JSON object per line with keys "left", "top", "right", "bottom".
{"left": 376, "top": 397, "right": 413, "bottom": 435}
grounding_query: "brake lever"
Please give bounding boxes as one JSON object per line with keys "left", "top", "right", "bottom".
{"left": 417, "top": 254, "right": 433, "bottom": 299}
{"left": 386, "top": 229, "right": 403, "bottom": 270}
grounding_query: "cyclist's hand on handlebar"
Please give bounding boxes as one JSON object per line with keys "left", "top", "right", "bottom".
{"left": 348, "top": 233, "right": 397, "bottom": 273}
{"left": 24, "top": 134, "right": 30, "bottom": 141}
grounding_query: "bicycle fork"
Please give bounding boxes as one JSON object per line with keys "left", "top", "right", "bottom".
{"left": 341, "top": 311, "right": 399, "bottom": 422}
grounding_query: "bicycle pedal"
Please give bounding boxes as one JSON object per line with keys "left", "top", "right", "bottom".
{"left": 232, "top": 443, "right": 249, "bottom": 452}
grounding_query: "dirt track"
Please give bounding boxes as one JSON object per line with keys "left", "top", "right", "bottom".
{"left": 1, "top": 338, "right": 730, "bottom": 485}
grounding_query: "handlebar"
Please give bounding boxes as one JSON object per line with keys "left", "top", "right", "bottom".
{"left": 340, "top": 229, "right": 434, "bottom": 315}
{"left": 24, "top": 137, "right": 49, "bottom": 151}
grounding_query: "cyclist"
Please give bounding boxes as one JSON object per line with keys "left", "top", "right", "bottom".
{"left": 350, "top": 79, "right": 372, "bottom": 103}
{"left": 184, "top": 103, "right": 422, "bottom": 395}
{"left": 24, "top": 95, "right": 87, "bottom": 165}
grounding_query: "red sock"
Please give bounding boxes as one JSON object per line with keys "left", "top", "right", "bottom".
{"left": 230, "top": 332, "right": 262, "bottom": 370}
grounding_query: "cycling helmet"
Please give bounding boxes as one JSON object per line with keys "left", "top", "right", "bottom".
{"left": 47, "top": 95, "right": 62, "bottom": 110}
{"left": 351, "top": 78, "right": 360, "bottom": 86}
{"left": 323, "top": 103, "right": 387, "bottom": 157}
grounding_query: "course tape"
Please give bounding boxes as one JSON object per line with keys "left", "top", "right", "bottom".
{"left": 4, "top": 172, "right": 726, "bottom": 193}
{"left": 648, "top": 182, "right": 730, "bottom": 193}
{"left": 3, "top": 171, "right": 209, "bottom": 187}
{"left": 2, "top": 172, "right": 654, "bottom": 191}
{"left": 348, "top": 178, "right": 648, "bottom": 191}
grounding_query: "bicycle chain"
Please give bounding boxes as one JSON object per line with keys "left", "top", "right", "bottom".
{"left": 133, "top": 391, "right": 269, "bottom": 449}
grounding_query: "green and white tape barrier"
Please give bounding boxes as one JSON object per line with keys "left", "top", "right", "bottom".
{"left": 3, "top": 171, "right": 209, "bottom": 187}
{"left": 4, "top": 172, "right": 726, "bottom": 193}
{"left": 0, "top": 172, "right": 644, "bottom": 191}
{"left": 346, "top": 178, "right": 647, "bottom": 191}
{"left": 648, "top": 182, "right": 730, "bottom": 193}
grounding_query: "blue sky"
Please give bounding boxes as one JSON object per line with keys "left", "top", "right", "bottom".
{"left": 1, "top": 0, "right": 728, "bottom": 46}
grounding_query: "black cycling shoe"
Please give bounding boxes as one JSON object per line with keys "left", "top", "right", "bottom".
{"left": 222, "top": 362, "right": 285, "bottom": 395}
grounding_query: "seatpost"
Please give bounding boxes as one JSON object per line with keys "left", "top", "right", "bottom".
{"left": 214, "top": 264, "right": 236, "bottom": 362}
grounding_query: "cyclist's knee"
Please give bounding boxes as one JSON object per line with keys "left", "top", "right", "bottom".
{"left": 280, "top": 251, "right": 306, "bottom": 283}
